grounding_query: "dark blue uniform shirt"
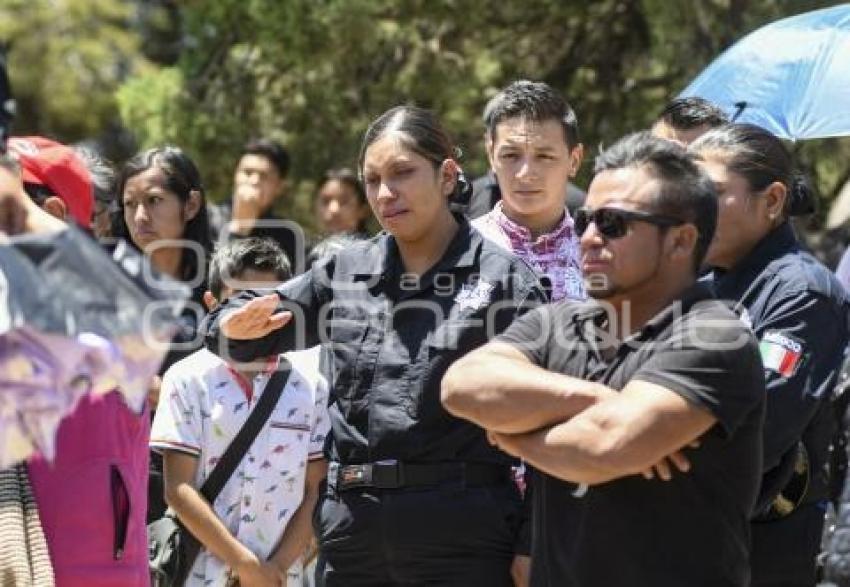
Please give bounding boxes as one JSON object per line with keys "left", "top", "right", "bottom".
{"left": 710, "top": 222, "right": 850, "bottom": 509}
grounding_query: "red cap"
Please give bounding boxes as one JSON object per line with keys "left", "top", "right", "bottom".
{"left": 7, "top": 136, "right": 94, "bottom": 229}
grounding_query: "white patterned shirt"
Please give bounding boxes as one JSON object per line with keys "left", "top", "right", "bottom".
{"left": 150, "top": 347, "right": 329, "bottom": 587}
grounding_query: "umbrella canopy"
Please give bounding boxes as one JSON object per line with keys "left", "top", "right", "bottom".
{"left": 679, "top": 4, "right": 850, "bottom": 141}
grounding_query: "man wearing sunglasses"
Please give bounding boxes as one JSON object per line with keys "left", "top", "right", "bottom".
{"left": 442, "top": 132, "right": 766, "bottom": 587}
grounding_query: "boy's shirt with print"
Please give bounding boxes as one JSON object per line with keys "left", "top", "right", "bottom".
{"left": 150, "top": 346, "right": 330, "bottom": 587}
{"left": 472, "top": 201, "right": 585, "bottom": 302}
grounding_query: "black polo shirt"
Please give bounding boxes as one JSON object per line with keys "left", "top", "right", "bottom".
{"left": 709, "top": 222, "right": 850, "bottom": 511}
{"left": 498, "top": 283, "right": 765, "bottom": 587}
{"left": 204, "top": 217, "right": 546, "bottom": 464}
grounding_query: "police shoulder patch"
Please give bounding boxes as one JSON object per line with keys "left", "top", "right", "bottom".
{"left": 759, "top": 330, "right": 804, "bottom": 378}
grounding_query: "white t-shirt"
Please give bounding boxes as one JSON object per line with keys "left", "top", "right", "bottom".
{"left": 151, "top": 347, "right": 330, "bottom": 587}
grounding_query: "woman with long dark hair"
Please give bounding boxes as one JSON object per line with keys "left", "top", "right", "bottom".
{"left": 113, "top": 145, "right": 214, "bottom": 523}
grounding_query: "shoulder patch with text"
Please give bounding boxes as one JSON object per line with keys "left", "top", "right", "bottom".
{"left": 759, "top": 331, "right": 804, "bottom": 378}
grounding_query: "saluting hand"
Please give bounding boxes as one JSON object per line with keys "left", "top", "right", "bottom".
{"left": 221, "top": 294, "right": 292, "bottom": 340}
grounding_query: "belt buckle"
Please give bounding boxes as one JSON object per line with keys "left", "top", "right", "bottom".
{"left": 372, "top": 459, "right": 404, "bottom": 489}
{"left": 340, "top": 464, "right": 372, "bottom": 488}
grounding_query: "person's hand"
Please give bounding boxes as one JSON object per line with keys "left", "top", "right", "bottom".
{"left": 640, "top": 441, "right": 700, "bottom": 481}
{"left": 233, "top": 559, "right": 282, "bottom": 587}
{"left": 229, "top": 184, "right": 264, "bottom": 235}
{"left": 511, "top": 554, "right": 531, "bottom": 587}
{"left": 147, "top": 375, "right": 162, "bottom": 410}
{"left": 220, "top": 294, "right": 292, "bottom": 340}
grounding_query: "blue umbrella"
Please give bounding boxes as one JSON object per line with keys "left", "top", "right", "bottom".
{"left": 679, "top": 4, "right": 850, "bottom": 141}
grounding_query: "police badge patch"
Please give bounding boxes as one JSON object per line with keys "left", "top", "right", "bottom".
{"left": 759, "top": 331, "right": 804, "bottom": 378}
{"left": 454, "top": 280, "right": 495, "bottom": 311}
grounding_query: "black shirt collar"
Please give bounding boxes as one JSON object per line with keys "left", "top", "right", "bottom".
{"left": 634, "top": 281, "right": 715, "bottom": 340}
{"left": 351, "top": 214, "right": 480, "bottom": 279}
{"left": 571, "top": 281, "right": 715, "bottom": 343}
{"left": 711, "top": 222, "right": 798, "bottom": 296}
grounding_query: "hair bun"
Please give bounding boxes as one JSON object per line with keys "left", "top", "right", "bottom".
{"left": 451, "top": 169, "right": 473, "bottom": 207}
{"left": 788, "top": 173, "right": 816, "bottom": 216}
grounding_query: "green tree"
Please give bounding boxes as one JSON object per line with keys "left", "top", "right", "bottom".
{"left": 0, "top": 0, "right": 147, "bottom": 152}
{"left": 116, "top": 0, "right": 846, "bottom": 227}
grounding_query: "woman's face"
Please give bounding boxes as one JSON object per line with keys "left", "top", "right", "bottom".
{"left": 698, "top": 154, "right": 772, "bottom": 269}
{"left": 315, "top": 178, "right": 369, "bottom": 235}
{"left": 122, "top": 166, "right": 198, "bottom": 252}
{"left": 361, "top": 134, "right": 453, "bottom": 244}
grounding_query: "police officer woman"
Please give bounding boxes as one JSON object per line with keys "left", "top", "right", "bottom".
{"left": 690, "top": 124, "right": 850, "bottom": 587}
{"left": 203, "top": 106, "right": 545, "bottom": 586}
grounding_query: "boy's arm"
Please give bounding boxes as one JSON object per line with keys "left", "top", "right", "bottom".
{"left": 162, "top": 450, "right": 277, "bottom": 584}
{"left": 267, "top": 458, "right": 328, "bottom": 575}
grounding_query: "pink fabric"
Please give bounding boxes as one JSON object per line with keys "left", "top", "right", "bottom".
{"left": 28, "top": 391, "right": 150, "bottom": 587}
{"left": 472, "top": 202, "right": 585, "bottom": 301}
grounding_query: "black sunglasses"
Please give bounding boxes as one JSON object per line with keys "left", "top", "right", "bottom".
{"left": 574, "top": 206, "right": 683, "bottom": 240}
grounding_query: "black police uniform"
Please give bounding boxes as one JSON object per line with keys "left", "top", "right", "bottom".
{"left": 709, "top": 222, "right": 850, "bottom": 587}
{"left": 204, "top": 216, "right": 546, "bottom": 586}
{"left": 497, "top": 283, "right": 766, "bottom": 587}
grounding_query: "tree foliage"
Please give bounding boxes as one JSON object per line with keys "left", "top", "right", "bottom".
{"left": 0, "top": 0, "right": 144, "bottom": 150}
{"left": 5, "top": 0, "right": 849, "bottom": 242}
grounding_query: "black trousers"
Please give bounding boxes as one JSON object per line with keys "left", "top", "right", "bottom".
{"left": 314, "top": 479, "right": 521, "bottom": 586}
{"left": 750, "top": 502, "right": 827, "bottom": 587}
{"left": 147, "top": 450, "right": 167, "bottom": 524}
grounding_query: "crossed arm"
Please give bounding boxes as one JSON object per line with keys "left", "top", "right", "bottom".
{"left": 441, "top": 342, "right": 715, "bottom": 485}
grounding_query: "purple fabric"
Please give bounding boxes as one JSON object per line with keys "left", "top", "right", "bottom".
{"left": 472, "top": 202, "right": 585, "bottom": 301}
{"left": 0, "top": 328, "right": 159, "bottom": 467}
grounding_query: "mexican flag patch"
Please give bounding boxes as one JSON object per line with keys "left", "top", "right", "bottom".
{"left": 759, "top": 331, "right": 804, "bottom": 378}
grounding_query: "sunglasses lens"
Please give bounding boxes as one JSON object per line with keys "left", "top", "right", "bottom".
{"left": 575, "top": 208, "right": 628, "bottom": 239}
{"left": 596, "top": 209, "right": 627, "bottom": 239}
{"left": 575, "top": 210, "right": 590, "bottom": 236}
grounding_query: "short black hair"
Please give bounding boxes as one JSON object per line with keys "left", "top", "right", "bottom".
{"left": 656, "top": 97, "right": 728, "bottom": 131}
{"left": 594, "top": 131, "right": 717, "bottom": 272}
{"left": 241, "top": 139, "right": 290, "bottom": 179}
{"left": 486, "top": 80, "right": 580, "bottom": 148}
{"left": 208, "top": 237, "right": 291, "bottom": 299}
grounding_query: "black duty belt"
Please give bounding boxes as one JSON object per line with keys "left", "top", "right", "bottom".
{"left": 330, "top": 460, "right": 511, "bottom": 492}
